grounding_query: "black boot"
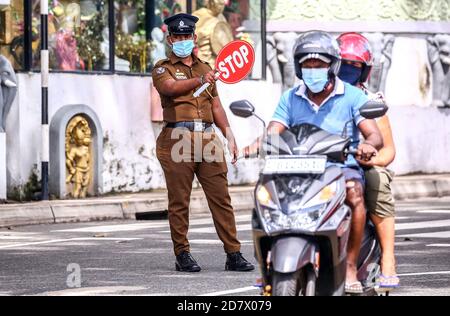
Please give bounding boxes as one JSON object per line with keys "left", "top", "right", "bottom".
{"left": 175, "top": 251, "right": 201, "bottom": 272}
{"left": 225, "top": 252, "right": 255, "bottom": 271}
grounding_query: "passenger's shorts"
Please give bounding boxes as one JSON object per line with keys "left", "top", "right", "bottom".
{"left": 364, "top": 166, "right": 395, "bottom": 218}
{"left": 342, "top": 167, "right": 365, "bottom": 188}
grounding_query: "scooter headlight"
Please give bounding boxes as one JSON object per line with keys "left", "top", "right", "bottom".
{"left": 256, "top": 185, "right": 277, "bottom": 209}
{"left": 257, "top": 182, "right": 339, "bottom": 232}
{"left": 302, "top": 181, "right": 338, "bottom": 209}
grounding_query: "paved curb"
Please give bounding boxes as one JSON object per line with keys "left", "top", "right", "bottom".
{"left": 392, "top": 176, "right": 450, "bottom": 200}
{"left": 0, "top": 175, "right": 449, "bottom": 228}
{"left": 0, "top": 197, "right": 169, "bottom": 228}
{"left": 0, "top": 203, "right": 55, "bottom": 227}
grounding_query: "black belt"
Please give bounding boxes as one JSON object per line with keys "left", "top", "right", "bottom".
{"left": 165, "top": 121, "right": 213, "bottom": 132}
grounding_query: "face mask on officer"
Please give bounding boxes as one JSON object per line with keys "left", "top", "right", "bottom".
{"left": 170, "top": 35, "right": 195, "bottom": 58}
{"left": 301, "top": 67, "right": 330, "bottom": 93}
{"left": 339, "top": 63, "right": 363, "bottom": 85}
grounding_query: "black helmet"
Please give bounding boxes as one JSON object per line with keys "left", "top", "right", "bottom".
{"left": 293, "top": 30, "right": 341, "bottom": 80}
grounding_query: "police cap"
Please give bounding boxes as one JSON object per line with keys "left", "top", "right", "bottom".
{"left": 164, "top": 13, "right": 199, "bottom": 35}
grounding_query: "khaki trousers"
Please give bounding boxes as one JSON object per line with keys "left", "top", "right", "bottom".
{"left": 156, "top": 127, "right": 241, "bottom": 256}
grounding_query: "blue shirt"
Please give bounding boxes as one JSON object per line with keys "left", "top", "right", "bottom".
{"left": 271, "top": 78, "right": 369, "bottom": 167}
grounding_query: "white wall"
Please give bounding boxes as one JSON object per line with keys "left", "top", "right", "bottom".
{"left": 5, "top": 74, "right": 282, "bottom": 196}
{"left": 5, "top": 72, "right": 450, "bottom": 198}
{"left": 388, "top": 105, "right": 450, "bottom": 175}
{"left": 217, "top": 81, "right": 282, "bottom": 184}
{"left": 7, "top": 73, "right": 165, "bottom": 196}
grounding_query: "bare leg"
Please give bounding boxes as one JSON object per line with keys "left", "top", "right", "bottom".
{"left": 345, "top": 181, "right": 366, "bottom": 285}
{"left": 371, "top": 214, "right": 396, "bottom": 276}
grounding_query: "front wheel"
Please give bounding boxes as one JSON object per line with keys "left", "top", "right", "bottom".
{"left": 272, "top": 272, "right": 298, "bottom": 296}
{"left": 272, "top": 269, "right": 316, "bottom": 296}
{"left": 305, "top": 269, "right": 316, "bottom": 296}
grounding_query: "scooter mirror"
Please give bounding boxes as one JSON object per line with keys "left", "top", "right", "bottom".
{"left": 229, "top": 100, "right": 255, "bottom": 118}
{"left": 359, "top": 100, "right": 388, "bottom": 119}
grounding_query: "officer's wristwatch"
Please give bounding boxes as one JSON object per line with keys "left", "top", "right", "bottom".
{"left": 199, "top": 75, "right": 205, "bottom": 85}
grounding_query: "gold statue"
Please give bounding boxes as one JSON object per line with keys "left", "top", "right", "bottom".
{"left": 65, "top": 115, "right": 92, "bottom": 198}
{"left": 193, "top": 0, "right": 234, "bottom": 66}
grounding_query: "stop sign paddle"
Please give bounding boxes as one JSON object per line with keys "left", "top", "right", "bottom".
{"left": 193, "top": 40, "right": 255, "bottom": 97}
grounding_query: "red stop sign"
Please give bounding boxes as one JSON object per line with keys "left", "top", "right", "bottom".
{"left": 215, "top": 40, "right": 255, "bottom": 84}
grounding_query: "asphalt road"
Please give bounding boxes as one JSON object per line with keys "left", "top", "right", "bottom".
{"left": 0, "top": 197, "right": 450, "bottom": 296}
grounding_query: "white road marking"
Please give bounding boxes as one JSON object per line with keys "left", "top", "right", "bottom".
{"left": 53, "top": 223, "right": 169, "bottom": 233}
{"left": 398, "top": 271, "right": 450, "bottom": 277}
{"left": 52, "top": 215, "right": 251, "bottom": 233}
{"left": 161, "top": 239, "right": 253, "bottom": 245}
{"left": 0, "top": 237, "right": 142, "bottom": 249}
{"left": 395, "top": 219, "right": 450, "bottom": 231}
{"left": 417, "top": 210, "right": 450, "bottom": 214}
{"left": 179, "top": 224, "right": 252, "bottom": 234}
{"left": 426, "top": 244, "right": 450, "bottom": 247}
{"left": 198, "top": 286, "right": 259, "bottom": 296}
{"left": 398, "top": 231, "right": 450, "bottom": 238}
{"left": 36, "top": 286, "right": 147, "bottom": 296}
{"left": 156, "top": 219, "right": 450, "bottom": 234}
{"left": 0, "top": 236, "right": 36, "bottom": 240}
{"left": 189, "top": 215, "right": 251, "bottom": 226}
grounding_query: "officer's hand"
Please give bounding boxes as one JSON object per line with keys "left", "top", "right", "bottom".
{"left": 201, "top": 71, "right": 218, "bottom": 85}
{"left": 227, "top": 137, "right": 238, "bottom": 165}
{"left": 357, "top": 143, "right": 377, "bottom": 162}
{"left": 242, "top": 139, "right": 260, "bottom": 158}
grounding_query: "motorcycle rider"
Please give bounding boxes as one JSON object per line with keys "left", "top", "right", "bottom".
{"left": 243, "top": 31, "right": 383, "bottom": 294}
{"left": 337, "top": 32, "right": 399, "bottom": 289}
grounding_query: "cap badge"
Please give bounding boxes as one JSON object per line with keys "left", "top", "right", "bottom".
{"left": 179, "top": 20, "right": 185, "bottom": 27}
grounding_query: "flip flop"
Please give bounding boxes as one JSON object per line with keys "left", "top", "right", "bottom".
{"left": 377, "top": 274, "right": 400, "bottom": 289}
{"left": 345, "top": 281, "right": 364, "bottom": 294}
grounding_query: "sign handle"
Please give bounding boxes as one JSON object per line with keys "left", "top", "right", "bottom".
{"left": 193, "top": 82, "right": 211, "bottom": 98}
{"left": 193, "top": 71, "right": 221, "bottom": 98}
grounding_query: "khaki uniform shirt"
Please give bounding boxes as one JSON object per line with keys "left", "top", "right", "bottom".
{"left": 152, "top": 53, "right": 218, "bottom": 123}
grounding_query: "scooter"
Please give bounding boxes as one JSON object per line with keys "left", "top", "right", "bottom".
{"left": 229, "top": 99, "right": 389, "bottom": 296}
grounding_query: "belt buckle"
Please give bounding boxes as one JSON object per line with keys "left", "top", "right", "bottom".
{"left": 193, "top": 122, "right": 204, "bottom": 132}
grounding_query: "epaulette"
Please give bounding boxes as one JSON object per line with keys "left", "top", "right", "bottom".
{"left": 154, "top": 58, "right": 170, "bottom": 66}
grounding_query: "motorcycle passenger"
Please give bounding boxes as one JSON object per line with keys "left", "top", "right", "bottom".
{"left": 243, "top": 30, "right": 383, "bottom": 294}
{"left": 337, "top": 32, "right": 399, "bottom": 289}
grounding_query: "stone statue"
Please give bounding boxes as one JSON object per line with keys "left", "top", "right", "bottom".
{"left": 273, "top": 32, "right": 299, "bottom": 90}
{"left": 363, "top": 33, "right": 395, "bottom": 93}
{"left": 427, "top": 34, "right": 450, "bottom": 107}
{"left": 0, "top": 55, "right": 17, "bottom": 133}
{"left": 100, "top": 27, "right": 130, "bottom": 71}
{"left": 265, "top": 35, "right": 283, "bottom": 84}
{"left": 65, "top": 116, "right": 92, "bottom": 198}
{"left": 193, "top": 0, "right": 234, "bottom": 66}
{"left": 150, "top": 27, "right": 167, "bottom": 65}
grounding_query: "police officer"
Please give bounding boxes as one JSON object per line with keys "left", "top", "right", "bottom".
{"left": 152, "top": 13, "right": 254, "bottom": 273}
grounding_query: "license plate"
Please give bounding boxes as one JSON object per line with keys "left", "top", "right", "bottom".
{"left": 262, "top": 155, "right": 327, "bottom": 174}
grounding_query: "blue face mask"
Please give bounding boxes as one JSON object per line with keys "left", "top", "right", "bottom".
{"left": 172, "top": 39, "right": 195, "bottom": 58}
{"left": 301, "top": 68, "right": 330, "bottom": 93}
{"left": 339, "top": 63, "right": 363, "bottom": 85}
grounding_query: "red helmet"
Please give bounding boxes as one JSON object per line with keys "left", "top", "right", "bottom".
{"left": 336, "top": 32, "right": 373, "bottom": 83}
